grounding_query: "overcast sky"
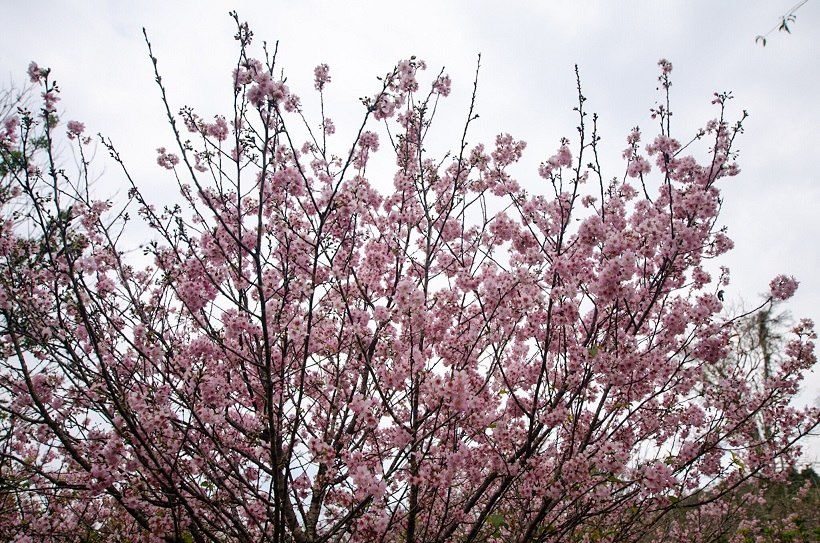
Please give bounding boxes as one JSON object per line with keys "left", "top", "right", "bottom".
{"left": 2, "top": 1, "right": 818, "bottom": 461}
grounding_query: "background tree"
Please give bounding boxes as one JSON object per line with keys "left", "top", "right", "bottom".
{"left": 646, "top": 301, "right": 820, "bottom": 542}
{"left": 728, "top": 302, "right": 796, "bottom": 458}
{"left": 0, "top": 14, "right": 818, "bottom": 543}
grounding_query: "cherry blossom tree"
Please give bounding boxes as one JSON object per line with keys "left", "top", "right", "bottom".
{"left": 1, "top": 13, "right": 818, "bottom": 543}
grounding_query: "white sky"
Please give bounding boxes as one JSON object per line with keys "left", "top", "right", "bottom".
{"left": 2, "top": 1, "right": 818, "bottom": 461}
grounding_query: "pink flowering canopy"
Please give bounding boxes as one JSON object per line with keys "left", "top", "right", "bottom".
{"left": 0, "top": 13, "right": 818, "bottom": 543}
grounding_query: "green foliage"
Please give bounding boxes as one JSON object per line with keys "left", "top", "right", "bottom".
{"left": 641, "top": 468, "right": 820, "bottom": 542}
{"left": 0, "top": 148, "right": 27, "bottom": 177}
{"left": 731, "top": 469, "right": 817, "bottom": 542}
{"left": 756, "top": 0, "right": 810, "bottom": 46}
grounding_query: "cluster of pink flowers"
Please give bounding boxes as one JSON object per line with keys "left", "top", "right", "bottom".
{"left": 322, "top": 117, "right": 335, "bottom": 135}
{"left": 206, "top": 116, "right": 229, "bottom": 141}
{"left": 626, "top": 155, "right": 651, "bottom": 177}
{"left": 42, "top": 90, "right": 59, "bottom": 113}
{"left": 66, "top": 120, "right": 85, "bottom": 139}
{"left": 642, "top": 462, "right": 677, "bottom": 494}
{"left": 396, "top": 58, "right": 424, "bottom": 92}
{"left": 432, "top": 74, "right": 451, "bottom": 96}
{"left": 1, "top": 115, "right": 19, "bottom": 148}
{"left": 550, "top": 143, "right": 572, "bottom": 168}
{"left": 247, "top": 72, "right": 290, "bottom": 108}
{"left": 645, "top": 134, "right": 682, "bottom": 162}
{"left": 353, "top": 130, "right": 379, "bottom": 169}
{"left": 2, "top": 45, "right": 815, "bottom": 543}
{"left": 314, "top": 63, "right": 331, "bottom": 91}
{"left": 622, "top": 128, "right": 652, "bottom": 177}
{"left": 657, "top": 58, "right": 673, "bottom": 88}
{"left": 155, "top": 146, "right": 180, "bottom": 169}
{"left": 770, "top": 274, "right": 799, "bottom": 300}
{"left": 233, "top": 58, "right": 263, "bottom": 87}
{"left": 538, "top": 140, "right": 572, "bottom": 176}
{"left": 358, "top": 130, "right": 379, "bottom": 152}
{"left": 27, "top": 61, "right": 47, "bottom": 83}
{"left": 371, "top": 93, "right": 400, "bottom": 120}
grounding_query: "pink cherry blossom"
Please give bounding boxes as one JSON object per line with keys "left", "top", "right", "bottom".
{"left": 770, "top": 274, "right": 799, "bottom": 300}
{"left": 155, "top": 146, "right": 180, "bottom": 169}
{"left": 314, "top": 63, "right": 331, "bottom": 91}
{"left": 27, "top": 61, "right": 45, "bottom": 83}
{"left": 42, "top": 90, "right": 59, "bottom": 112}
{"left": 432, "top": 74, "right": 451, "bottom": 96}
{"left": 66, "top": 120, "right": 85, "bottom": 139}
{"left": 1, "top": 115, "right": 19, "bottom": 146}
{"left": 205, "top": 116, "right": 229, "bottom": 141}
{"left": 0, "top": 22, "right": 815, "bottom": 543}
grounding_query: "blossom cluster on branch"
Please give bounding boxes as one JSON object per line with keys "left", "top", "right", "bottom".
{"left": 0, "top": 13, "right": 817, "bottom": 543}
